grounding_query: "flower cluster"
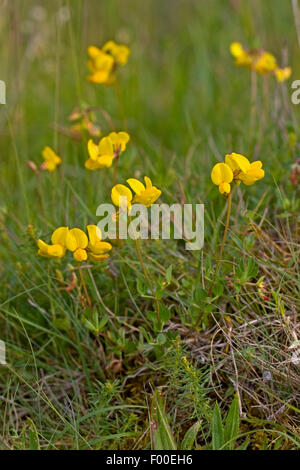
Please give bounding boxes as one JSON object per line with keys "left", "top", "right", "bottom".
{"left": 230, "top": 42, "right": 291, "bottom": 82}
{"left": 85, "top": 131, "right": 130, "bottom": 170}
{"left": 211, "top": 152, "right": 265, "bottom": 195}
{"left": 87, "top": 40, "right": 130, "bottom": 85}
{"left": 111, "top": 176, "right": 162, "bottom": 211}
{"left": 38, "top": 225, "right": 112, "bottom": 262}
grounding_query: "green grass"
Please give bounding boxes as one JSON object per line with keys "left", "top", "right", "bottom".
{"left": 0, "top": 0, "right": 299, "bottom": 450}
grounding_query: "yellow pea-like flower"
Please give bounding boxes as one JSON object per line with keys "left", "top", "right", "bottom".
{"left": 126, "top": 176, "right": 162, "bottom": 207}
{"left": 102, "top": 40, "right": 130, "bottom": 66}
{"left": 87, "top": 46, "right": 114, "bottom": 84}
{"left": 41, "top": 146, "right": 62, "bottom": 172}
{"left": 111, "top": 184, "right": 133, "bottom": 211}
{"left": 86, "top": 225, "right": 112, "bottom": 261}
{"left": 87, "top": 40, "right": 130, "bottom": 85}
{"left": 85, "top": 137, "right": 114, "bottom": 170}
{"left": 240, "top": 161, "right": 265, "bottom": 186}
{"left": 211, "top": 163, "right": 233, "bottom": 195}
{"left": 66, "top": 228, "right": 88, "bottom": 262}
{"left": 37, "top": 227, "right": 69, "bottom": 259}
{"left": 230, "top": 42, "right": 252, "bottom": 67}
{"left": 85, "top": 132, "right": 130, "bottom": 170}
{"left": 275, "top": 67, "right": 292, "bottom": 83}
{"left": 108, "top": 131, "right": 130, "bottom": 153}
{"left": 254, "top": 51, "right": 277, "bottom": 74}
{"left": 225, "top": 153, "right": 251, "bottom": 183}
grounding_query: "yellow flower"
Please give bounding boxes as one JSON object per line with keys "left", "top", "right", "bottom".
{"left": 240, "top": 161, "right": 265, "bottom": 185}
{"left": 254, "top": 51, "right": 277, "bottom": 74}
{"left": 225, "top": 152, "right": 251, "bottom": 184}
{"left": 41, "top": 146, "right": 62, "bottom": 172}
{"left": 37, "top": 227, "right": 68, "bottom": 259}
{"left": 87, "top": 41, "right": 130, "bottom": 85}
{"left": 102, "top": 40, "right": 130, "bottom": 66}
{"left": 211, "top": 163, "right": 233, "bottom": 195}
{"left": 230, "top": 42, "right": 252, "bottom": 67}
{"left": 111, "top": 184, "right": 133, "bottom": 211}
{"left": 108, "top": 131, "right": 130, "bottom": 153}
{"left": 85, "top": 137, "right": 114, "bottom": 170}
{"left": 213, "top": 153, "right": 265, "bottom": 191}
{"left": 85, "top": 132, "right": 129, "bottom": 170}
{"left": 275, "top": 67, "right": 292, "bottom": 82}
{"left": 66, "top": 228, "right": 88, "bottom": 262}
{"left": 230, "top": 42, "right": 292, "bottom": 81}
{"left": 86, "top": 225, "right": 112, "bottom": 261}
{"left": 87, "top": 46, "right": 114, "bottom": 84}
{"left": 127, "top": 176, "right": 162, "bottom": 207}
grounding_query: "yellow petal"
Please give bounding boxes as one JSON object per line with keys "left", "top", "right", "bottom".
{"left": 230, "top": 42, "right": 244, "bottom": 58}
{"left": 89, "top": 253, "right": 110, "bottom": 261}
{"left": 87, "top": 45, "right": 102, "bottom": 58}
{"left": 37, "top": 239, "right": 50, "bottom": 256}
{"left": 111, "top": 184, "right": 132, "bottom": 210}
{"left": 66, "top": 228, "right": 88, "bottom": 251}
{"left": 109, "top": 131, "right": 130, "bottom": 152}
{"left": 241, "top": 161, "right": 265, "bottom": 185}
{"left": 225, "top": 153, "right": 250, "bottom": 173}
{"left": 211, "top": 163, "right": 233, "bottom": 186}
{"left": 89, "top": 241, "right": 112, "bottom": 255}
{"left": 126, "top": 178, "right": 145, "bottom": 195}
{"left": 144, "top": 176, "right": 153, "bottom": 189}
{"left": 132, "top": 187, "right": 162, "bottom": 207}
{"left": 88, "top": 139, "right": 99, "bottom": 160}
{"left": 98, "top": 136, "right": 114, "bottom": 156}
{"left": 275, "top": 67, "right": 291, "bottom": 82}
{"left": 85, "top": 158, "right": 102, "bottom": 170}
{"left": 37, "top": 240, "right": 65, "bottom": 258}
{"left": 51, "top": 227, "right": 69, "bottom": 246}
{"left": 87, "top": 225, "right": 102, "bottom": 244}
{"left": 47, "top": 244, "right": 65, "bottom": 258}
{"left": 219, "top": 182, "right": 231, "bottom": 195}
{"left": 97, "top": 154, "right": 114, "bottom": 168}
{"left": 73, "top": 248, "right": 87, "bottom": 262}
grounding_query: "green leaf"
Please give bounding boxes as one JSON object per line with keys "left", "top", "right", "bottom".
{"left": 211, "top": 403, "right": 224, "bottom": 450}
{"left": 165, "top": 265, "right": 173, "bottom": 284}
{"left": 181, "top": 421, "right": 201, "bottom": 450}
{"left": 224, "top": 394, "right": 240, "bottom": 450}
{"left": 150, "top": 390, "right": 177, "bottom": 450}
{"left": 27, "top": 417, "right": 40, "bottom": 450}
{"left": 160, "top": 305, "right": 171, "bottom": 323}
{"left": 194, "top": 287, "right": 207, "bottom": 303}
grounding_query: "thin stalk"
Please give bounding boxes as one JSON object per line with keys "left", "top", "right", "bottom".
{"left": 208, "top": 192, "right": 232, "bottom": 297}
{"left": 36, "top": 171, "right": 47, "bottom": 232}
{"left": 250, "top": 68, "right": 257, "bottom": 139}
{"left": 134, "top": 238, "right": 161, "bottom": 325}
{"left": 114, "top": 80, "right": 127, "bottom": 130}
{"left": 78, "top": 264, "right": 92, "bottom": 310}
{"left": 113, "top": 153, "right": 119, "bottom": 186}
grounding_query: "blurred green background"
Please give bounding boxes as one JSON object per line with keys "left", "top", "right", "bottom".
{"left": 0, "top": 0, "right": 298, "bottom": 227}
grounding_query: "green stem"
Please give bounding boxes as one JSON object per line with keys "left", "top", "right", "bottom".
{"left": 78, "top": 264, "right": 92, "bottom": 310}
{"left": 134, "top": 238, "right": 161, "bottom": 325}
{"left": 208, "top": 191, "right": 232, "bottom": 297}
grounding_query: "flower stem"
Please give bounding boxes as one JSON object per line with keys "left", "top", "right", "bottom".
{"left": 113, "top": 154, "right": 119, "bottom": 186}
{"left": 78, "top": 264, "right": 92, "bottom": 310}
{"left": 250, "top": 68, "right": 257, "bottom": 138}
{"left": 134, "top": 238, "right": 161, "bottom": 326}
{"left": 208, "top": 192, "right": 232, "bottom": 297}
